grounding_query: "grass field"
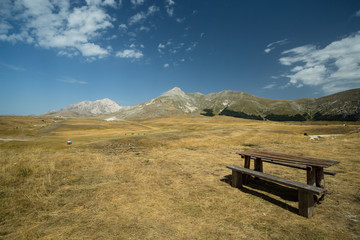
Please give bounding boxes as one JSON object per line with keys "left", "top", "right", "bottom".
{"left": 1, "top": 115, "right": 359, "bottom": 239}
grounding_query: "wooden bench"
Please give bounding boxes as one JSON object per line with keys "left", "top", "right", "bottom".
{"left": 227, "top": 165, "right": 326, "bottom": 218}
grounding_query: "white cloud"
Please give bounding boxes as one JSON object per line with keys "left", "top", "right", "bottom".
{"left": 0, "top": 61, "right": 25, "bottom": 71}
{"left": 158, "top": 43, "right": 165, "bottom": 54}
{"left": 106, "top": 34, "right": 117, "bottom": 40}
{"left": 166, "top": 0, "right": 175, "bottom": 6}
{"left": 165, "top": 0, "right": 175, "bottom": 17}
{"left": 264, "top": 39, "right": 288, "bottom": 53}
{"left": 164, "top": 63, "right": 170, "bottom": 68}
{"left": 139, "top": 26, "right": 150, "bottom": 32}
{"left": 166, "top": 7, "right": 174, "bottom": 17}
{"left": 148, "top": 6, "right": 160, "bottom": 15}
{"left": 119, "top": 24, "right": 128, "bottom": 30}
{"left": 0, "top": 0, "right": 116, "bottom": 59}
{"left": 186, "top": 42, "right": 198, "bottom": 52}
{"left": 176, "top": 17, "right": 185, "bottom": 23}
{"left": 264, "top": 48, "right": 272, "bottom": 53}
{"left": 86, "top": 0, "right": 119, "bottom": 8}
{"left": 128, "top": 5, "right": 159, "bottom": 25}
{"left": 263, "top": 83, "right": 276, "bottom": 89}
{"left": 130, "top": 0, "right": 145, "bottom": 7}
{"left": 278, "top": 32, "right": 360, "bottom": 94}
{"left": 356, "top": 9, "right": 360, "bottom": 17}
{"left": 129, "top": 12, "right": 146, "bottom": 25}
{"left": 116, "top": 49, "right": 143, "bottom": 58}
{"left": 76, "top": 43, "right": 109, "bottom": 57}
{"left": 59, "top": 77, "right": 87, "bottom": 84}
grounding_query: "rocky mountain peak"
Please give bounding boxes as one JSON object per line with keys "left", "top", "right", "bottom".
{"left": 161, "top": 87, "right": 187, "bottom": 98}
{"left": 61, "top": 98, "right": 122, "bottom": 115}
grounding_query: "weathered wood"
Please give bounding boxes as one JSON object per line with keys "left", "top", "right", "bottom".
{"left": 243, "top": 155, "right": 251, "bottom": 184}
{"left": 254, "top": 157, "right": 263, "bottom": 172}
{"left": 254, "top": 157, "right": 263, "bottom": 180}
{"left": 244, "top": 155, "right": 251, "bottom": 168}
{"left": 306, "top": 166, "right": 316, "bottom": 186}
{"left": 227, "top": 165, "right": 324, "bottom": 218}
{"left": 232, "top": 170, "right": 242, "bottom": 188}
{"left": 298, "top": 189, "right": 314, "bottom": 218}
{"left": 237, "top": 150, "right": 339, "bottom": 168}
{"left": 260, "top": 159, "right": 337, "bottom": 175}
{"left": 315, "top": 167, "right": 325, "bottom": 188}
{"left": 227, "top": 165, "right": 326, "bottom": 195}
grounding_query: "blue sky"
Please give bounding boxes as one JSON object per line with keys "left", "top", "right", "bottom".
{"left": 1, "top": 0, "right": 360, "bottom": 115}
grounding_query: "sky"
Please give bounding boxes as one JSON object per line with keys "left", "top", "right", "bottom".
{"left": 1, "top": 0, "right": 360, "bottom": 115}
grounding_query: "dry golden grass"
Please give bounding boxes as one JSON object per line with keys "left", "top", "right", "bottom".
{"left": 1, "top": 115, "right": 359, "bottom": 239}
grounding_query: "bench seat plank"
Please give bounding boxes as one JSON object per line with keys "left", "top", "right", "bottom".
{"left": 227, "top": 165, "right": 326, "bottom": 195}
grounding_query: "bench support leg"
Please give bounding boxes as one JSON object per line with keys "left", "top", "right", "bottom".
{"left": 298, "top": 190, "right": 314, "bottom": 218}
{"left": 232, "top": 170, "right": 243, "bottom": 188}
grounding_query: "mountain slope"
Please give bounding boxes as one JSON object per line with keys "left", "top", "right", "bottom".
{"left": 46, "top": 87, "right": 360, "bottom": 121}
{"left": 47, "top": 98, "right": 123, "bottom": 116}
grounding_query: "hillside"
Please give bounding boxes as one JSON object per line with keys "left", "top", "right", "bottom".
{"left": 46, "top": 88, "right": 360, "bottom": 121}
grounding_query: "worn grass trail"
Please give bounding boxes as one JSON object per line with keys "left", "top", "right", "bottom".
{"left": 0, "top": 116, "right": 359, "bottom": 239}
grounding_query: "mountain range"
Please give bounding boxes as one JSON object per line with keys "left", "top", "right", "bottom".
{"left": 46, "top": 87, "right": 360, "bottom": 121}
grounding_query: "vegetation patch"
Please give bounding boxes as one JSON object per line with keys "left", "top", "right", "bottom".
{"left": 219, "top": 108, "right": 263, "bottom": 120}
{"left": 313, "top": 112, "right": 359, "bottom": 121}
{"left": 200, "top": 109, "right": 215, "bottom": 117}
{"left": 265, "top": 114, "right": 307, "bottom": 121}
{"left": 17, "top": 167, "right": 33, "bottom": 177}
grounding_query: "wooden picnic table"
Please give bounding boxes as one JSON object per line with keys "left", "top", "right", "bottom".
{"left": 236, "top": 149, "right": 339, "bottom": 189}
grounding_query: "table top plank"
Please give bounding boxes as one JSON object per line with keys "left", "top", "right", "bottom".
{"left": 237, "top": 149, "right": 339, "bottom": 168}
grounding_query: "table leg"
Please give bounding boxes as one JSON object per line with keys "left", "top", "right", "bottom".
{"left": 254, "top": 157, "right": 263, "bottom": 172}
{"left": 306, "top": 166, "right": 316, "bottom": 186}
{"left": 309, "top": 167, "right": 325, "bottom": 201}
{"left": 314, "top": 167, "right": 325, "bottom": 188}
{"left": 244, "top": 155, "right": 251, "bottom": 169}
{"left": 254, "top": 157, "right": 263, "bottom": 180}
{"left": 243, "top": 155, "right": 251, "bottom": 184}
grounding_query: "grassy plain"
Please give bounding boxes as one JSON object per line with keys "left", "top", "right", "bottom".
{"left": 0, "top": 115, "right": 359, "bottom": 239}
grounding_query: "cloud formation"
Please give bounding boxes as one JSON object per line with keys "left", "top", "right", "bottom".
{"left": 165, "top": 0, "right": 175, "bottom": 17}
{"left": 279, "top": 32, "right": 360, "bottom": 94}
{"left": 0, "top": 61, "right": 25, "bottom": 71}
{"left": 128, "top": 5, "right": 160, "bottom": 25}
{"left": 59, "top": 77, "right": 87, "bottom": 84}
{"left": 0, "top": 0, "right": 118, "bottom": 59}
{"left": 130, "top": 0, "right": 145, "bottom": 7}
{"left": 356, "top": 9, "right": 360, "bottom": 17}
{"left": 264, "top": 39, "right": 288, "bottom": 53}
{"left": 115, "top": 49, "right": 143, "bottom": 58}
